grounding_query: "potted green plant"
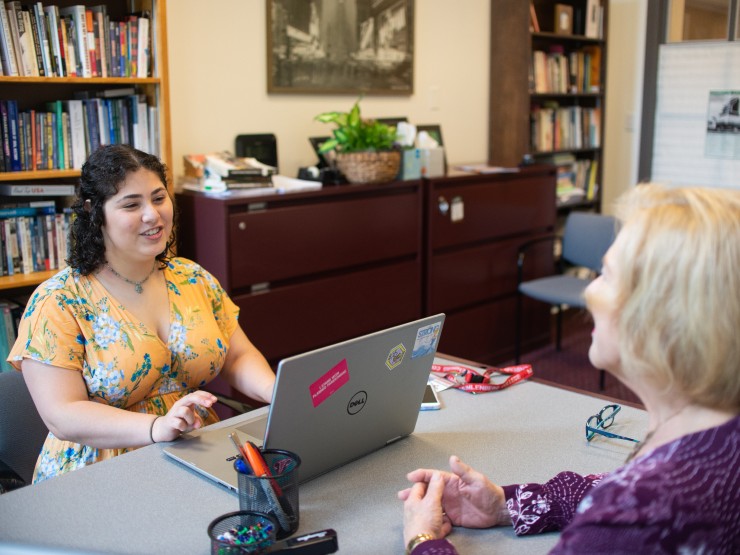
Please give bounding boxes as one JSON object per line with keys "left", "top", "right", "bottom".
{"left": 315, "top": 99, "right": 401, "bottom": 184}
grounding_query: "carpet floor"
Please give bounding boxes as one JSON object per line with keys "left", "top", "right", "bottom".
{"left": 510, "top": 308, "right": 643, "bottom": 407}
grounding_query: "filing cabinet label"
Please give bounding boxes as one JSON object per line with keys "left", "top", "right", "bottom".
{"left": 386, "top": 343, "right": 407, "bottom": 370}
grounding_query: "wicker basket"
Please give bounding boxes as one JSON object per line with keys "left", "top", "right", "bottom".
{"left": 336, "top": 150, "right": 401, "bottom": 184}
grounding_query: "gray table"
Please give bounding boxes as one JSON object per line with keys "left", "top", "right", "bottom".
{"left": 0, "top": 357, "right": 647, "bottom": 554}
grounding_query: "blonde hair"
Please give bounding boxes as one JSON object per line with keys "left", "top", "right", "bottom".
{"left": 612, "top": 185, "right": 740, "bottom": 411}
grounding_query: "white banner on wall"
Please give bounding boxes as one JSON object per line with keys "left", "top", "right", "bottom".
{"left": 652, "top": 43, "right": 740, "bottom": 188}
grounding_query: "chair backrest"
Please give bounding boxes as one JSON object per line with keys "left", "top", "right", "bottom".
{"left": 0, "top": 371, "right": 48, "bottom": 486}
{"left": 562, "top": 212, "right": 617, "bottom": 272}
{"left": 234, "top": 133, "right": 278, "bottom": 170}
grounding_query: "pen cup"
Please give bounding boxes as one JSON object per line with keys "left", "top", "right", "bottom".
{"left": 208, "top": 510, "right": 277, "bottom": 554}
{"left": 235, "top": 449, "right": 301, "bottom": 540}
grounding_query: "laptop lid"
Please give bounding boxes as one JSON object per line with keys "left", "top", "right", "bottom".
{"left": 162, "top": 314, "right": 445, "bottom": 490}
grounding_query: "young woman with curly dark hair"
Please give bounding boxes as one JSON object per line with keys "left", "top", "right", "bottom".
{"left": 8, "top": 144, "right": 275, "bottom": 483}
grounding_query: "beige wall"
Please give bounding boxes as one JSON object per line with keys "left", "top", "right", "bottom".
{"left": 602, "top": 0, "right": 646, "bottom": 215}
{"left": 166, "top": 0, "right": 491, "bottom": 179}
{"left": 167, "top": 0, "right": 645, "bottom": 208}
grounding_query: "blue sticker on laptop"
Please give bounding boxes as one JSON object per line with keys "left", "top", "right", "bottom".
{"left": 412, "top": 322, "right": 442, "bottom": 359}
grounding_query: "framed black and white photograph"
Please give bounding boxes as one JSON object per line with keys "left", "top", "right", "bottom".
{"left": 267, "top": 0, "right": 414, "bottom": 95}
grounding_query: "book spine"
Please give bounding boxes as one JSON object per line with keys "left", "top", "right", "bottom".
{"left": 13, "top": 4, "right": 34, "bottom": 77}
{"left": 17, "top": 216, "right": 32, "bottom": 274}
{"left": 5, "top": 1, "right": 26, "bottom": 76}
{"left": 0, "top": 219, "right": 9, "bottom": 276}
{"left": 62, "top": 111, "right": 71, "bottom": 170}
{"left": 92, "top": 6, "right": 106, "bottom": 78}
{"left": 0, "top": 183, "right": 76, "bottom": 195}
{"left": 127, "top": 16, "right": 137, "bottom": 77}
{"left": 26, "top": 4, "right": 44, "bottom": 76}
{"left": 59, "top": 6, "right": 88, "bottom": 77}
{"left": 109, "top": 20, "right": 118, "bottom": 77}
{"left": 54, "top": 213, "right": 66, "bottom": 269}
{"left": 57, "top": 7, "right": 69, "bottom": 77}
{"left": 43, "top": 5, "right": 63, "bottom": 76}
{"left": 0, "top": 0, "right": 18, "bottom": 75}
{"left": 6, "top": 99, "right": 20, "bottom": 172}
{"left": 83, "top": 99, "right": 100, "bottom": 154}
{"left": 17, "top": 109, "right": 25, "bottom": 170}
{"left": 0, "top": 101, "right": 10, "bottom": 171}
{"left": 33, "top": 2, "right": 53, "bottom": 76}
{"left": 34, "top": 110, "right": 43, "bottom": 169}
{"left": 136, "top": 16, "right": 148, "bottom": 78}
{"left": 84, "top": 8, "right": 96, "bottom": 77}
{"left": 61, "top": 15, "right": 76, "bottom": 76}
{"left": 44, "top": 111, "right": 52, "bottom": 170}
{"left": 118, "top": 20, "right": 125, "bottom": 77}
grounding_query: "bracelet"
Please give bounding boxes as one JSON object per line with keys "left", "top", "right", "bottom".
{"left": 149, "top": 416, "right": 161, "bottom": 444}
{"left": 406, "top": 533, "right": 434, "bottom": 555}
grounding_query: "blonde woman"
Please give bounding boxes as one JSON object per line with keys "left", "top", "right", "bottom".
{"left": 400, "top": 185, "right": 740, "bottom": 555}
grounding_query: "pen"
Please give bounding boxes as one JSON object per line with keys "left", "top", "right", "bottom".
{"left": 244, "top": 442, "right": 293, "bottom": 532}
{"left": 229, "top": 431, "right": 250, "bottom": 462}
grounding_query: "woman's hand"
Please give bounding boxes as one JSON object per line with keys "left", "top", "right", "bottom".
{"left": 403, "top": 471, "right": 451, "bottom": 545}
{"left": 151, "top": 390, "right": 217, "bottom": 442}
{"left": 399, "top": 455, "right": 511, "bottom": 530}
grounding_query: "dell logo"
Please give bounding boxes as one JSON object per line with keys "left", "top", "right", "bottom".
{"left": 347, "top": 391, "right": 367, "bottom": 415}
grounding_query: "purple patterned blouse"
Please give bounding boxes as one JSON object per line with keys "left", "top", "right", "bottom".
{"left": 412, "top": 414, "right": 739, "bottom": 555}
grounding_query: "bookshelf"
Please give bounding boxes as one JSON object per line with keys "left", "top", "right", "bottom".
{"left": 489, "top": 0, "right": 608, "bottom": 211}
{"left": 0, "top": 0, "right": 172, "bottom": 293}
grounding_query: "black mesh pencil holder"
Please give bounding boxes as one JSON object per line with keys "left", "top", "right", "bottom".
{"left": 208, "top": 510, "right": 277, "bottom": 554}
{"left": 235, "top": 449, "right": 301, "bottom": 540}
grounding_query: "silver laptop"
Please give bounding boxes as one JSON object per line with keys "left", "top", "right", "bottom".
{"left": 163, "top": 314, "right": 445, "bottom": 491}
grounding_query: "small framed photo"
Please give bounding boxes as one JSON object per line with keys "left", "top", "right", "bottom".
{"left": 554, "top": 3, "right": 574, "bottom": 35}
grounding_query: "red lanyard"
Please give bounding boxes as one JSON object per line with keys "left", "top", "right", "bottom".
{"left": 430, "top": 363, "right": 533, "bottom": 394}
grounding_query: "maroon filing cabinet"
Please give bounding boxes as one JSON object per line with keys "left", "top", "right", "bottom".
{"left": 176, "top": 181, "right": 423, "bottom": 370}
{"left": 423, "top": 166, "right": 556, "bottom": 364}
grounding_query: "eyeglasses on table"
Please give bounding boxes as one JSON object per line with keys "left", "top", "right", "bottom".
{"left": 586, "top": 404, "right": 639, "bottom": 444}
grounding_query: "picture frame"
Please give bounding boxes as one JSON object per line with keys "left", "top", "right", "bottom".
{"left": 267, "top": 0, "right": 415, "bottom": 95}
{"left": 554, "top": 3, "right": 574, "bottom": 35}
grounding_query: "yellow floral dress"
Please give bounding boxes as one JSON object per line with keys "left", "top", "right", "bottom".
{"left": 8, "top": 257, "right": 239, "bottom": 483}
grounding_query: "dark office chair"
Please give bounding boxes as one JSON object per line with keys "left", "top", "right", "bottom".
{"left": 515, "top": 212, "right": 616, "bottom": 389}
{"left": 235, "top": 134, "right": 278, "bottom": 170}
{"left": 0, "top": 371, "right": 48, "bottom": 492}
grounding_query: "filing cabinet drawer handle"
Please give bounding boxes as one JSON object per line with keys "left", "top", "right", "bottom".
{"left": 438, "top": 196, "right": 449, "bottom": 216}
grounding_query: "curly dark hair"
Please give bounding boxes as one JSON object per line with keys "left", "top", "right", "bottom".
{"left": 68, "top": 144, "right": 177, "bottom": 275}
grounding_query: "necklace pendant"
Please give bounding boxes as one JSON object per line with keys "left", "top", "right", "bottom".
{"left": 135, "top": 283, "right": 144, "bottom": 294}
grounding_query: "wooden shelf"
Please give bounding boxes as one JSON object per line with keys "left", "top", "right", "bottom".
{"left": 0, "top": 0, "right": 171, "bottom": 295}
{"left": 489, "top": 0, "right": 608, "bottom": 212}
{"left": 0, "top": 170, "right": 81, "bottom": 181}
{"left": 0, "top": 270, "right": 58, "bottom": 291}
{"left": 0, "top": 76, "right": 161, "bottom": 85}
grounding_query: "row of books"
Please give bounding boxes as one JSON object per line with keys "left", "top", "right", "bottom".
{"left": 0, "top": 202, "right": 71, "bottom": 276}
{"left": 0, "top": 94, "right": 159, "bottom": 172}
{"left": 0, "top": 297, "right": 25, "bottom": 372}
{"left": 540, "top": 153, "right": 599, "bottom": 204}
{"left": 530, "top": 45, "right": 601, "bottom": 95}
{"left": 0, "top": 2, "right": 151, "bottom": 78}
{"left": 530, "top": 103, "right": 601, "bottom": 153}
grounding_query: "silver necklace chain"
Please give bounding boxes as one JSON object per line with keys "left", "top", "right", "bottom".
{"left": 625, "top": 405, "right": 687, "bottom": 463}
{"left": 106, "top": 261, "right": 158, "bottom": 294}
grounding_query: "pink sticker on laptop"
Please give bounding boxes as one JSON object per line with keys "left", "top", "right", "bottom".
{"left": 309, "top": 358, "right": 350, "bottom": 408}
